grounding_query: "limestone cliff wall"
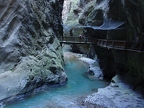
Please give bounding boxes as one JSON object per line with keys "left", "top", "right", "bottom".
{"left": 0, "top": 0, "right": 67, "bottom": 101}
{"left": 62, "top": 0, "right": 95, "bottom": 36}
{"left": 79, "top": 0, "right": 144, "bottom": 88}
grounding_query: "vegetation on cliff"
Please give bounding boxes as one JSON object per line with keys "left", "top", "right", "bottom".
{"left": 0, "top": 0, "right": 67, "bottom": 101}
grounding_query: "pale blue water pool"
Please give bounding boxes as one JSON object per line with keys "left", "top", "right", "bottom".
{"left": 4, "top": 57, "right": 109, "bottom": 108}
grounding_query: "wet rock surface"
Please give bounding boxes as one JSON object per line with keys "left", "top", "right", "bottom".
{"left": 0, "top": 0, "right": 67, "bottom": 101}
{"left": 84, "top": 75, "right": 144, "bottom": 108}
{"left": 86, "top": 62, "right": 103, "bottom": 80}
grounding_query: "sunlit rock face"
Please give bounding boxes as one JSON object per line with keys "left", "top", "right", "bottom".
{"left": 62, "top": 0, "right": 94, "bottom": 31}
{"left": 62, "top": 0, "right": 86, "bottom": 24}
{"left": 0, "top": 0, "right": 67, "bottom": 101}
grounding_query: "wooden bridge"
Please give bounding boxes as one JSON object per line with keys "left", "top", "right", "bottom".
{"left": 58, "top": 36, "right": 144, "bottom": 53}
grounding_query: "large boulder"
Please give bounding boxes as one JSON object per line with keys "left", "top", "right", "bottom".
{"left": 0, "top": 0, "right": 67, "bottom": 101}
{"left": 84, "top": 75, "right": 144, "bottom": 108}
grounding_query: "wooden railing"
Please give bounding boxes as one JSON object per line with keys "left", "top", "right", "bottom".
{"left": 97, "top": 39, "right": 144, "bottom": 52}
{"left": 58, "top": 36, "right": 97, "bottom": 44}
{"left": 58, "top": 36, "right": 144, "bottom": 53}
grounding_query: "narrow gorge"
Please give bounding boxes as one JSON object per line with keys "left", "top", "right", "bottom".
{"left": 0, "top": 0, "right": 144, "bottom": 108}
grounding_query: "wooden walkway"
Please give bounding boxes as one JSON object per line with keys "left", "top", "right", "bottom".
{"left": 58, "top": 36, "right": 144, "bottom": 53}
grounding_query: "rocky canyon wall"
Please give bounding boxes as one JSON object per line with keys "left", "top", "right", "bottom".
{"left": 62, "top": 0, "right": 95, "bottom": 36}
{"left": 62, "top": 0, "right": 144, "bottom": 86}
{"left": 79, "top": 0, "right": 144, "bottom": 88}
{"left": 62, "top": 0, "right": 144, "bottom": 107}
{"left": 0, "top": 0, "right": 67, "bottom": 101}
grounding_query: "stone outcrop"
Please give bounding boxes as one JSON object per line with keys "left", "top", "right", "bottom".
{"left": 85, "top": 61, "right": 103, "bottom": 80}
{"left": 62, "top": 0, "right": 144, "bottom": 87}
{"left": 62, "top": 0, "right": 96, "bottom": 36}
{"left": 63, "top": 0, "right": 144, "bottom": 81}
{"left": 77, "top": 0, "right": 144, "bottom": 107}
{"left": 62, "top": 0, "right": 144, "bottom": 107}
{"left": 84, "top": 75, "right": 144, "bottom": 108}
{"left": 0, "top": 0, "right": 67, "bottom": 101}
{"left": 79, "top": 0, "right": 144, "bottom": 85}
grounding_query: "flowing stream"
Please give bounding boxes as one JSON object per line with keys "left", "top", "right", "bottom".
{"left": 4, "top": 46, "right": 109, "bottom": 108}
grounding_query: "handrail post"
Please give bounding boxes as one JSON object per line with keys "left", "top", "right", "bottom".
{"left": 95, "top": 38, "right": 98, "bottom": 45}
{"left": 101, "top": 40, "right": 102, "bottom": 46}
{"left": 124, "top": 41, "right": 126, "bottom": 50}
{"left": 97, "top": 39, "right": 99, "bottom": 46}
{"left": 60, "top": 36, "right": 62, "bottom": 41}
{"left": 139, "top": 43, "right": 143, "bottom": 52}
{"left": 102, "top": 40, "right": 104, "bottom": 46}
{"left": 106, "top": 40, "right": 107, "bottom": 47}
{"left": 112, "top": 41, "right": 115, "bottom": 49}
{"left": 100, "top": 40, "right": 102, "bottom": 46}
{"left": 97, "top": 39, "right": 100, "bottom": 46}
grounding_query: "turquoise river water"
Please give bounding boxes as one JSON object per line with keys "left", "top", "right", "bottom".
{"left": 4, "top": 52, "right": 109, "bottom": 108}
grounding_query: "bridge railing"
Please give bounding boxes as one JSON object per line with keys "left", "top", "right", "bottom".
{"left": 126, "top": 42, "right": 144, "bottom": 51}
{"left": 97, "top": 39, "right": 126, "bottom": 49}
{"left": 97, "top": 39, "right": 144, "bottom": 52}
{"left": 58, "top": 36, "right": 97, "bottom": 43}
{"left": 58, "top": 36, "right": 144, "bottom": 52}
